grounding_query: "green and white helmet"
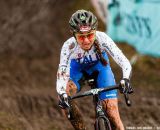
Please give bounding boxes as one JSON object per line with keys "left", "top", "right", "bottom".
{"left": 69, "top": 9, "right": 98, "bottom": 33}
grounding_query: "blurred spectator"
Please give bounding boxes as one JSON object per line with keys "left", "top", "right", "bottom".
{"left": 90, "top": 0, "right": 108, "bottom": 25}
{"left": 90, "top": 0, "right": 119, "bottom": 28}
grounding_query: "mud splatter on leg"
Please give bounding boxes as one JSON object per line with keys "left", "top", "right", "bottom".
{"left": 102, "top": 98, "right": 124, "bottom": 130}
{"left": 63, "top": 80, "right": 86, "bottom": 130}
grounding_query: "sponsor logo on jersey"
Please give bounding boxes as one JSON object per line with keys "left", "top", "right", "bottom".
{"left": 78, "top": 53, "right": 82, "bottom": 58}
{"left": 77, "top": 54, "right": 100, "bottom": 64}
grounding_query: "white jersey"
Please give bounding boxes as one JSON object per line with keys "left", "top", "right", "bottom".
{"left": 56, "top": 31, "right": 132, "bottom": 94}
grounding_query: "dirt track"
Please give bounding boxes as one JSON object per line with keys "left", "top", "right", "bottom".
{"left": 0, "top": 0, "right": 160, "bottom": 130}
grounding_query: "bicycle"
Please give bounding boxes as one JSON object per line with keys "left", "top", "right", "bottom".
{"left": 67, "top": 71, "right": 132, "bottom": 130}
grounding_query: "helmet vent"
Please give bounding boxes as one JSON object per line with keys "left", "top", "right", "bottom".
{"left": 82, "top": 20, "right": 86, "bottom": 24}
{"left": 89, "top": 16, "right": 92, "bottom": 24}
{"left": 74, "top": 18, "right": 79, "bottom": 24}
{"left": 77, "top": 13, "right": 80, "bottom": 19}
{"left": 84, "top": 12, "right": 88, "bottom": 17}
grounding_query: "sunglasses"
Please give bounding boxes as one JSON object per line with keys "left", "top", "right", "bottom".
{"left": 75, "top": 31, "right": 95, "bottom": 41}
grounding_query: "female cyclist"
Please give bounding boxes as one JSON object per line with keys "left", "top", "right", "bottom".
{"left": 56, "top": 9, "right": 133, "bottom": 130}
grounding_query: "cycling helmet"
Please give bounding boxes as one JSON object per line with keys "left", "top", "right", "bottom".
{"left": 69, "top": 9, "right": 98, "bottom": 33}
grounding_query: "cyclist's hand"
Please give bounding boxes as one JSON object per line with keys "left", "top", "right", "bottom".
{"left": 119, "top": 78, "right": 133, "bottom": 94}
{"left": 58, "top": 93, "right": 70, "bottom": 109}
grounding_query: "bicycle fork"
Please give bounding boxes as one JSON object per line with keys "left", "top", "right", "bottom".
{"left": 96, "top": 104, "right": 105, "bottom": 116}
{"left": 94, "top": 102, "right": 112, "bottom": 130}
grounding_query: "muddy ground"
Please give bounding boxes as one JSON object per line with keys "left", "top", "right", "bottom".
{"left": 0, "top": 0, "right": 159, "bottom": 130}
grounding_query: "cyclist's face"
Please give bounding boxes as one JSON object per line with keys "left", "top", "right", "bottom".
{"left": 75, "top": 30, "right": 96, "bottom": 50}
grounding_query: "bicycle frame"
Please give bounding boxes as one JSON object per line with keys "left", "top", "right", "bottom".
{"left": 89, "top": 79, "right": 109, "bottom": 118}
{"left": 92, "top": 86, "right": 112, "bottom": 130}
{"left": 69, "top": 77, "right": 131, "bottom": 130}
{"left": 69, "top": 79, "right": 119, "bottom": 130}
{"left": 87, "top": 79, "right": 112, "bottom": 130}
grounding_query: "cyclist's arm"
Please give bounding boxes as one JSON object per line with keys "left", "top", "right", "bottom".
{"left": 100, "top": 32, "right": 132, "bottom": 79}
{"left": 56, "top": 38, "right": 75, "bottom": 95}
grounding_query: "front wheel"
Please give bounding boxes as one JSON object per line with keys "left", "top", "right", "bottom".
{"left": 95, "top": 117, "right": 111, "bottom": 130}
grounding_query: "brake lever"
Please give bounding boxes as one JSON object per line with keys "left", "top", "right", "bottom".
{"left": 120, "top": 81, "right": 132, "bottom": 107}
{"left": 124, "top": 93, "right": 131, "bottom": 107}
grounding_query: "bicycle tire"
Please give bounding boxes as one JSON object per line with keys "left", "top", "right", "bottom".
{"left": 95, "top": 117, "right": 111, "bottom": 130}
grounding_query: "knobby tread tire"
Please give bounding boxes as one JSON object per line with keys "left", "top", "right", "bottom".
{"left": 95, "top": 117, "right": 111, "bottom": 130}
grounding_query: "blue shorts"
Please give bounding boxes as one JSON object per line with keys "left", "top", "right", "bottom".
{"left": 69, "top": 52, "right": 117, "bottom": 100}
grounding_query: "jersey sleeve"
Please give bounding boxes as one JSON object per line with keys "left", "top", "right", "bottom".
{"left": 56, "top": 38, "right": 75, "bottom": 95}
{"left": 100, "top": 32, "right": 132, "bottom": 79}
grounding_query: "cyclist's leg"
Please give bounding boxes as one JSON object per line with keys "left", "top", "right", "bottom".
{"left": 66, "top": 80, "right": 78, "bottom": 96}
{"left": 102, "top": 98, "right": 124, "bottom": 130}
{"left": 64, "top": 80, "right": 86, "bottom": 130}
{"left": 62, "top": 60, "right": 86, "bottom": 130}
{"left": 94, "top": 53, "right": 124, "bottom": 130}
